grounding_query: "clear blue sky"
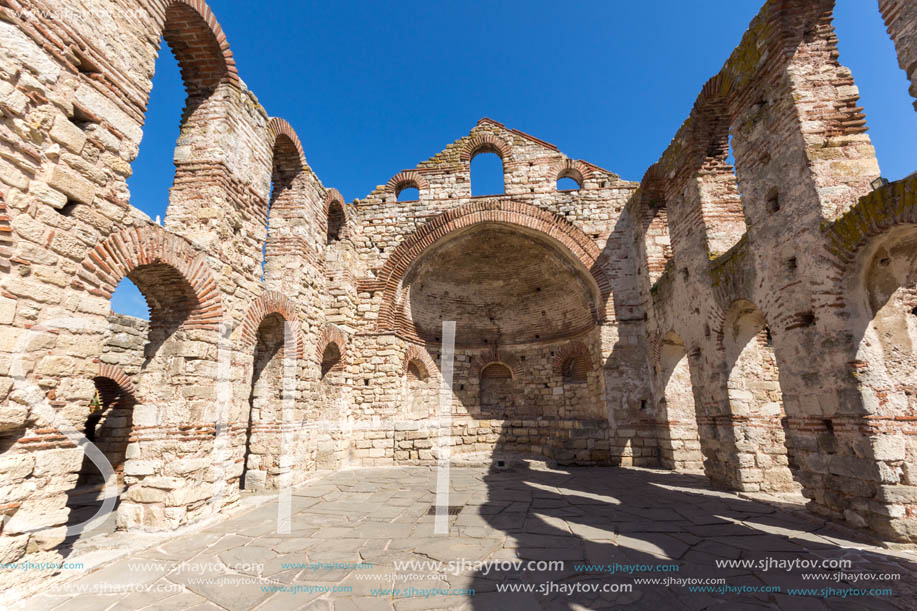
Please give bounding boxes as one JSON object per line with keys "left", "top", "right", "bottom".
{"left": 114, "top": 0, "right": 917, "bottom": 318}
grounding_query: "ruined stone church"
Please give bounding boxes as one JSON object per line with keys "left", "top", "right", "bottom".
{"left": 1, "top": 0, "right": 916, "bottom": 594}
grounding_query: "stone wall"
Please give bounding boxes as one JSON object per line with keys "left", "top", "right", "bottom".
{"left": 0, "top": 0, "right": 916, "bottom": 597}
{"left": 630, "top": 0, "right": 917, "bottom": 540}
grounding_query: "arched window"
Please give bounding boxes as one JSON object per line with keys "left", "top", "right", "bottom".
{"left": 126, "top": 39, "right": 183, "bottom": 222}
{"left": 471, "top": 151, "right": 504, "bottom": 196}
{"left": 264, "top": 131, "right": 303, "bottom": 280}
{"left": 557, "top": 164, "right": 584, "bottom": 192}
{"left": 397, "top": 185, "right": 420, "bottom": 202}
{"left": 695, "top": 111, "right": 745, "bottom": 256}
{"left": 69, "top": 250, "right": 204, "bottom": 533}
{"left": 151, "top": 3, "right": 237, "bottom": 234}
{"left": 835, "top": 1, "right": 917, "bottom": 181}
{"left": 321, "top": 342, "right": 342, "bottom": 378}
{"left": 327, "top": 201, "right": 345, "bottom": 244}
{"left": 110, "top": 277, "right": 149, "bottom": 320}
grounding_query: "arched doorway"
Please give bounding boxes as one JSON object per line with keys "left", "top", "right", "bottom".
{"left": 658, "top": 331, "right": 703, "bottom": 471}
{"left": 78, "top": 376, "right": 135, "bottom": 487}
{"left": 66, "top": 373, "right": 136, "bottom": 538}
{"left": 722, "top": 300, "right": 798, "bottom": 493}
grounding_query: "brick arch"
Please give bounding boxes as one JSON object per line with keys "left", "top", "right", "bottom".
{"left": 386, "top": 171, "right": 429, "bottom": 197}
{"left": 690, "top": 82, "right": 733, "bottom": 171}
{"left": 323, "top": 188, "right": 344, "bottom": 214}
{"left": 267, "top": 117, "right": 307, "bottom": 171}
{"left": 317, "top": 323, "right": 347, "bottom": 362}
{"left": 76, "top": 225, "right": 222, "bottom": 330}
{"left": 403, "top": 344, "right": 437, "bottom": 379}
{"left": 156, "top": 0, "right": 240, "bottom": 95}
{"left": 261, "top": 118, "right": 311, "bottom": 268}
{"left": 552, "top": 341, "right": 593, "bottom": 376}
{"left": 324, "top": 188, "right": 352, "bottom": 242}
{"left": 95, "top": 363, "right": 136, "bottom": 398}
{"left": 460, "top": 133, "right": 513, "bottom": 162}
{"left": 239, "top": 291, "right": 304, "bottom": 358}
{"left": 554, "top": 159, "right": 594, "bottom": 187}
{"left": 469, "top": 348, "right": 520, "bottom": 379}
{"left": 639, "top": 164, "right": 667, "bottom": 213}
{"left": 825, "top": 175, "right": 917, "bottom": 269}
{"left": 374, "top": 200, "right": 610, "bottom": 334}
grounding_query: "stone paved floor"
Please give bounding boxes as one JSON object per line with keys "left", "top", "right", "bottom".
{"left": 17, "top": 463, "right": 917, "bottom": 610}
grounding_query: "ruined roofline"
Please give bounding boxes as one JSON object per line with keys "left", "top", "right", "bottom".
{"left": 360, "top": 117, "right": 623, "bottom": 202}
{"left": 476, "top": 117, "right": 559, "bottom": 151}
{"left": 476, "top": 117, "right": 621, "bottom": 179}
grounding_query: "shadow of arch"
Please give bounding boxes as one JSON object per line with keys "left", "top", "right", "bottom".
{"left": 466, "top": 460, "right": 915, "bottom": 609}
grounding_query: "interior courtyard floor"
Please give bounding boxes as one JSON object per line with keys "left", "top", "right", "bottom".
{"left": 17, "top": 464, "right": 917, "bottom": 611}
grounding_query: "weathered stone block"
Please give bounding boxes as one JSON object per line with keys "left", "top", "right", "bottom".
{"left": 47, "top": 166, "right": 95, "bottom": 205}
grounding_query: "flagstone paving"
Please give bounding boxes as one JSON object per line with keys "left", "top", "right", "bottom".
{"left": 17, "top": 464, "right": 917, "bottom": 610}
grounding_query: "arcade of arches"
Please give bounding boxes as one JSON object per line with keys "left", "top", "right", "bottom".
{"left": 2, "top": 0, "right": 917, "bottom": 600}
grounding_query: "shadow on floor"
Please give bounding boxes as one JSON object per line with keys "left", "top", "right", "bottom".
{"left": 467, "top": 460, "right": 917, "bottom": 610}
